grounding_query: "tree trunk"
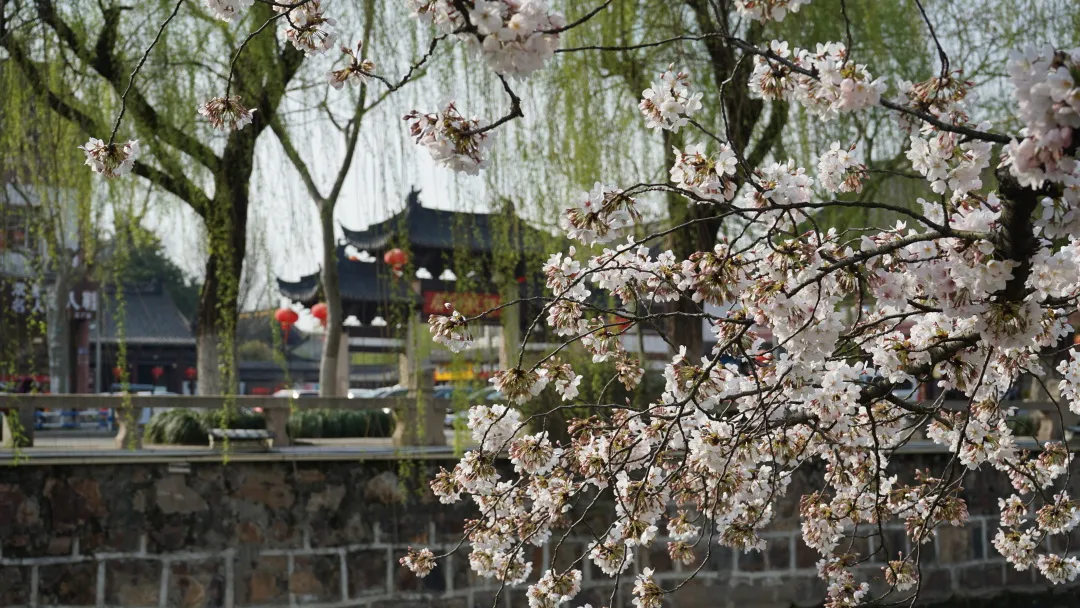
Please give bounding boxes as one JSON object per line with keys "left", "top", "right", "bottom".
{"left": 46, "top": 272, "right": 73, "bottom": 393}
{"left": 319, "top": 204, "right": 344, "bottom": 397}
{"left": 195, "top": 175, "right": 249, "bottom": 396}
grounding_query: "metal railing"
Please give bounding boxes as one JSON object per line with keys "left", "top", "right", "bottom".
{"left": 0, "top": 394, "right": 453, "bottom": 451}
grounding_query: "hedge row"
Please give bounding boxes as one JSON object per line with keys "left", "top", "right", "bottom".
{"left": 144, "top": 408, "right": 394, "bottom": 445}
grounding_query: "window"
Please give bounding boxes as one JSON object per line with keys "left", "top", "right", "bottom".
{"left": 1, "top": 208, "right": 34, "bottom": 251}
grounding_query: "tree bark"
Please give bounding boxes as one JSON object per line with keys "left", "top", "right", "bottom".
{"left": 195, "top": 149, "right": 252, "bottom": 395}
{"left": 46, "top": 274, "right": 73, "bottom": 393}
{"left": 319, "top": 204, "right": 344, "bottom": 396}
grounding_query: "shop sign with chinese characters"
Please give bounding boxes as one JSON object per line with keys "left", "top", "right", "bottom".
{"left": 422, "top": 291, "right": 501, "bottom": 318}
{"left": 6, "top": 280, "right": 46, "bottom": 315}
{"left": 68, "top": 287, "right": 98, "bottom": 320}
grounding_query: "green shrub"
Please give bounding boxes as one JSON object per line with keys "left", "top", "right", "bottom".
{"left": 146, "top": 407, "right": 393, "bottom": 445}
{"left": 287, "top": 409, "right": 394, "bottom": 439}
{"left": 144, "top": 409, "right": 213, "bottom": 445}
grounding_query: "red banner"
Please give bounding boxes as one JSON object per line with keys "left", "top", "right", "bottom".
{"left": 423, "top": 291, "right": 501, "bottom": 318}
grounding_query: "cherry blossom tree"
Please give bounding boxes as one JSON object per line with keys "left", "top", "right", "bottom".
{"left": 409, "top": 1, "right": 1080, "bottom": 606}
{"left": 32, "top": 0, "right": 1080, "bottom": 605}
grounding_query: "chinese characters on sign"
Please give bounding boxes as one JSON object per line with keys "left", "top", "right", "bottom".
{"left": 68, "top": 287, "right": 98, "bottom": 320}
{"left": 7, "top": 281, "right": 45, "bottom": 315}
{"left": 422, "top": 291, "right": 501, "bottom": 318}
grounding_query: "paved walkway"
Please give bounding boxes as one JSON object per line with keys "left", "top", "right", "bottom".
{"left": 1, "top": 430, "right": 474, "bottom": 464}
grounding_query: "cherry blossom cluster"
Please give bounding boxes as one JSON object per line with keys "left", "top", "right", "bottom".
{"left": 561, "top": 183, "right": 640, "bottom": 245}
{"left": 204, "top": 0, "right": 254, "bottom": 22}
{"left": 816, "top": 142, "right": 866, "bottom": 195}
{"left": 327, "top": 41, "right": 376, "bottom": 89}
{"left": 204, "top": 0, "right": 339, "bottom": 55}
{"left": 403, "top": 102, "right": 491, "bottom": 175}
{"left": 1002, "top": 46, "right": 1080, "bottom": 190}
{"left": 639, "top": 66, "right": 704, "bottom": 132}
{"left": 670, "top": 143, "right": 739, "bottom": 202}
{"left": 750, "top": 41, "right": 886, "bottom": 119}
{"left": 734, "top": 0, "right": 812, "bottom": 23}
{"left": 405, "top": 0, "right": 564, "bottom": 77}
{"left": 276, "top": 0, "right": 339, "bottom": 55}
{"left": 197, "top": 96, "right": 256, "bottom": 131}
{"left": 79, "top": 138, "right": 140, "bottom": 178}
{"left": 429, "top": 307, "right": 474, "bottom": 352}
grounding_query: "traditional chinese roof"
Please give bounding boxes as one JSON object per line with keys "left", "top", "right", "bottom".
{"left": 341, "top": 189, "right": 545, "bottom": 273}
{"left": 96, "top": 284, "right": 195, "bottom": 346}
{"left": 276, "top": 245, "right": 420, "bottom": 323}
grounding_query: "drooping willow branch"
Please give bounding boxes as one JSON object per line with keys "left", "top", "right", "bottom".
{"left": 109, "top": 0, "right": 185, "bottom": 144}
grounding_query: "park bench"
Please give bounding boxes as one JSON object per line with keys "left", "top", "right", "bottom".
{"left": 208, "top": 428, "right": 273, "bottom": 451}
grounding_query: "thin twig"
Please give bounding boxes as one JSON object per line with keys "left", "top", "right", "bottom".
{"left": 544, "top": 0, "right": 614, "bottom": 34}
{"left": 109, "top": 0, "right": 185, "bottom": 144}
{"left": 225, "top": 11, "right": 289, "bottom": 99}
{"left": 459, "top": 75, "right": 523, "bottom": 137}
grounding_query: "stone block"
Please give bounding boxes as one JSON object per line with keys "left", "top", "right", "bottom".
{"left": 234, "top": 469, "right": 295, "bottom": 510}
{"left": 705, "top": 545, "right": 734, "bottom": 574}
{"left": 376, "top": 600, "right": 467, "bottom": 608}
{"left": 912, "top": 537, "right": 936, "bottom": 564}
{"left": 0, "top": 484, "right": 30, "bottom": 527}
{"left": 640, "top": 541, "right": 673, "bottom": 573}
{"left": 240, "top": 555, "right": 288, "bottom": 605}
{"left": 150, "top": 522, "right": 191, "bottom": 552}
{"left": 168, "top": 560, "right": 226, "bottom": 608}
{"left": 971, "top": 521, "right": 987, "bottom": 560}
{"left": 575, "top": 586, "right": 616, "bottom": 608}
{"left": 46, "top": 535, "right": 73, "bottom": 556}
{"left": 935, "top": 526, "right": 971, "bottom": 563}
{"left": 767, "top": 537, "right": 791, "bottom": 570}
{"left": 0, "top": 566, "right": 32, "bottom": 606}
{"left": 290, "top": 555, "right": 341, "bottom": 603}
{"left": 155, "top": 474, "right": 209, "bottom": 515}
{"left": 366, "top": 471, "right": 405, "bottom": 505}
{"left": 106, "top": 559, "right": 162, "bottom": 607}
{"left": 726, "top": 576, "right": 784, "bottom": 606}
{"left": 794, "top": 538, "right": 819, "bottom": 570}
{"left": 1004, "top": 562, "right": 1035, "bottom": 587}
{"left": 917, "top": 567, "right": 953, "bottom": 600}
{"left": 877, "top": 528, "right": 908, "bottom": 561}
{"left": 736, "top": 548, "right": 765, "bottom": 572}
{"left": 774, "top": 574, "right": 827, "bottom": 607}
{"left": 312, "top": 512, "right": 374, "bottom": 546}
{"left": 44, "top": 477, "right": 107, "bottom": 532}
{"left": 305, "top": 484, "right": 346, "bottom": 513}
{"left": 958, "top": 562, "right": 1003, "bottom": 589}
{"left": 349, "top": 549, "right": 389, "bottom": 597}
{"left": 236, "top": 521, "right": 263, "bottom": 545}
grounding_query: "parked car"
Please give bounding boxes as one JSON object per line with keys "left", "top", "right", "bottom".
{"left": 374, "top": 386, "right": 409, "bottom": 399}
{"left": 273, "top": 389, "right": 319, "bottom": 399}
{"left": 347, "top": 387, "right": 377, "bottom": 399}
{"left": 467, "top": 386, "right": 504, "bottom": 403}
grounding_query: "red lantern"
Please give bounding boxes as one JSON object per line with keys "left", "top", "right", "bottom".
{"left": 184, "top": 366, "right": 197, "bottom": 381}
{"left": 383, "top": 248, "right": 408, "bottom": 271}
{"left": 275, "top": 308, "right": 299, "bottom": 331}
{"left": 112, "top": 366, "right": 123, "bottom": 379}
{"left": 312, "top": 302, "right": 329, "bottom": 327}
{"left": 151, "top": 366, "right": 164, "bottom": 381}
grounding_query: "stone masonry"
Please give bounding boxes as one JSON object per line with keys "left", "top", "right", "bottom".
{"left": 1, "top": 455, "right": 1079, "bottom": 607}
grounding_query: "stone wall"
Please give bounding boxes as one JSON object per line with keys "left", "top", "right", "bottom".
{"left": 0, "top": 455, "right": 1077, "bottom": 608}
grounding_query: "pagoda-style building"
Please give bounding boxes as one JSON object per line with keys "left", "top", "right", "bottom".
{"left": 277, "top": 189, "right": 551, "bottom": 389}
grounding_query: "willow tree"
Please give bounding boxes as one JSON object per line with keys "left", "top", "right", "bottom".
{"left": 0, "top": 1, "right": 305, "bottom": 393}
{"left": 0, "top": 61, "right": 95, "bottom": 394}
{"left": 268, "top": 0, "right": 439, "bottom": 396}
